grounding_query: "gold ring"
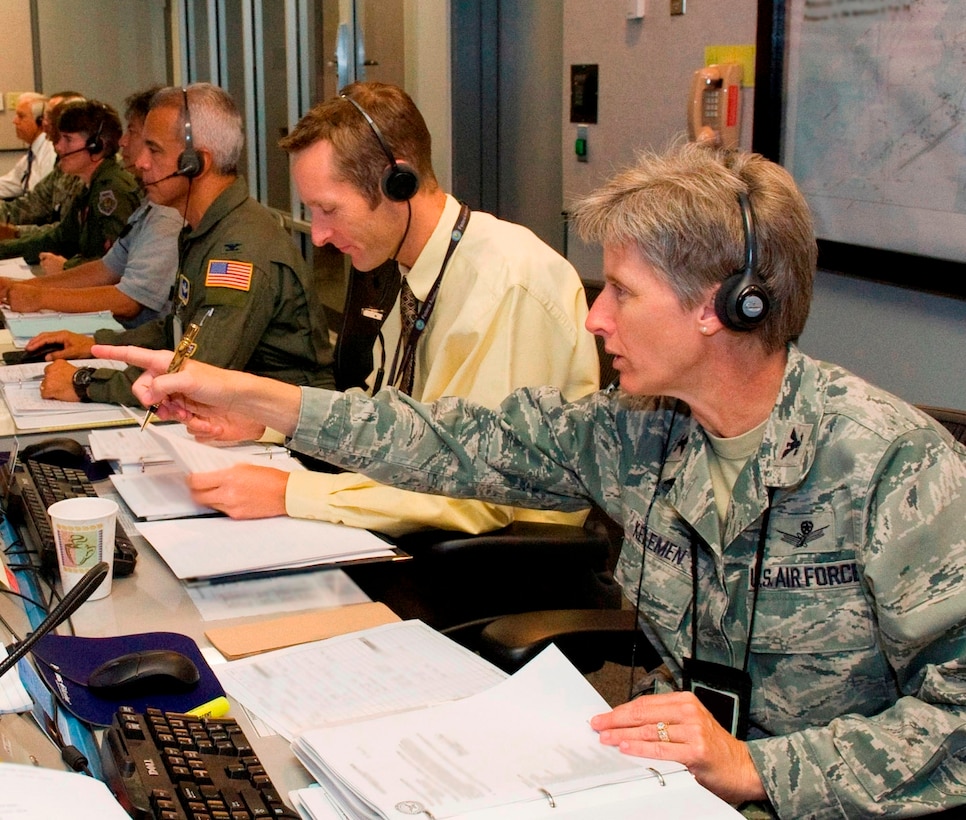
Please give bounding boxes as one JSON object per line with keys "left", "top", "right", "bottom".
{"left": 656, "top": 721, "right": 670, "bottom": 742}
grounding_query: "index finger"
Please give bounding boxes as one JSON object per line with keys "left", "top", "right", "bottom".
{"left": 91, "top": 344, "right": 174, "bottom": 374}
{"left": 591, "top": 691, "right": 697, "bottom": 732}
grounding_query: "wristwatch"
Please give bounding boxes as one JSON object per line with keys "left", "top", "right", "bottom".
{"left": 72, "top": 367, "right": 96, "bottom": 403}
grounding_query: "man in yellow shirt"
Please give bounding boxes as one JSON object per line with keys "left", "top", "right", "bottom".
{"left": 185, "top": 81, "right": 599, "bottom": 536}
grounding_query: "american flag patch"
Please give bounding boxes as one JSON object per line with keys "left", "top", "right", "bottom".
{"left": 206, "top": 259, "right": 253, "bottom": 291}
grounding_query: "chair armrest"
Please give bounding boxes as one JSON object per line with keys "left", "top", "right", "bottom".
{"left": 394, "top": 521, "right": 611, "bottom": 567}
{"left": 349, "top": 523, "right": 622, "bottom": 629}
{"left": 478, "top": 608, "right": 663, "bottom": 674}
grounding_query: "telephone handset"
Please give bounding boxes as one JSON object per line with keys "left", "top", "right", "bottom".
{"left": 688, "top": 63, "right": 743, "bottom": 150}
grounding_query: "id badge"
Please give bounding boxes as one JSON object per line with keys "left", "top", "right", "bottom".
{"left": 682, "top": 657, "right": 751, "bottom": 739}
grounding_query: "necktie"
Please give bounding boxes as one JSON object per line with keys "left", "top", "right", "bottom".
{"left": 398, "top": 277, "right": 418, "bottom": 395}
{"left": 21, "top": 148, "right": 34, "bottom": 193}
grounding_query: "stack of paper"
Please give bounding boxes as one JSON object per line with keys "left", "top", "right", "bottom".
{"left": 264, "top": 625, "right": 741, "bottom": 819}
{"left": 1, "top": 306, "right": 124, "bottom": 348}
{"left": 0, "top": 763, "right": 131, "bottom": 818}
{"left": 0, "top": 257, "right": 33, "bottom": 280}
{"left": 0, "top": 359, "right": 133, "bottom": 431}
{"left": 215, "top": 620, "right": 506, "bottom": 740}
{"left": 133, "top": 516, "right": 398, "bottom": 583}
{"left": 105, "top": 424, "right": 306, "bottom": 520}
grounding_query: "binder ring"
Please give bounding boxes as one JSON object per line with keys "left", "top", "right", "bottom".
{"left": 394, "top": 801, "right": 435, "bottom": 818}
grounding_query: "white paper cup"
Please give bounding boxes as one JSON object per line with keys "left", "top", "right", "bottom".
{"left": 47, "top": 497, "right": 118, "bottom": 600}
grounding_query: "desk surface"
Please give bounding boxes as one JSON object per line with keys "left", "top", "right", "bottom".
{"left": 2, "top": 426, "right": 320, "bottom": 802}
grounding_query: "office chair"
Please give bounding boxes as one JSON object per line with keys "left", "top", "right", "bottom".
{"left": 336, "top": 275, "right": 624, "bottom": 632}
{"left": 346, "top": 517, "right": 623, "bottom": 634}
{"left": 917, "top": 405, "right": 966, "bottom": 445}
{"left": 472, "top": 404, "right": 966, "bottom": 675}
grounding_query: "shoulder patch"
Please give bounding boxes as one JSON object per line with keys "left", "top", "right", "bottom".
{"left": 206, "top": 259, "right": 253, "bottom": 292}
{"left": 178, "top": 274, "right": 190, "bottom": 305}
{"left": 97, "top": 190, "right": 118, "bottom": 216}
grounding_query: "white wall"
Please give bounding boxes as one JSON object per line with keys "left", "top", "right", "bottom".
{"left": 34, "top": 0, "right": 169, "bottom": 115}
{"left": 802, "top": 274, "right": 966, "bottom": 408}
{"left": 405, "top": 0, "right": 451, "bottom": 193}
{"left": 0, "top": 0, "right": 37, "bottom": 151}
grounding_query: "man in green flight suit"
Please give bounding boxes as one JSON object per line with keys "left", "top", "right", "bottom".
{"left": 0, "top": 99, "right": 139, "bottom": 270}
{"left": 32, "top": 83, "right": 334, "bottom": 405}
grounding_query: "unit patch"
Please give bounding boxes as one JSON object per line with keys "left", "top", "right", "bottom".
{"left": 98, "top": 190, "right": 118, "bottom": 216}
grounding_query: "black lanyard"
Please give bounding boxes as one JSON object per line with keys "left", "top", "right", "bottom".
{"left": 385, "top": 202, "right": 471, "bottom": 391}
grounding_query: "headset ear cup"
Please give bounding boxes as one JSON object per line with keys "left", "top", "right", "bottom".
{"left": 381, "top": 160, "right": 419, "bottom": 202}
{"left": 177, "top": 148, "right": 203, "bottom": 179}
{"left": 714, "top": 272, "right": 770, "bottom": 332}
{"left": 86, "top": 132, "right": 104, "bottom": 155}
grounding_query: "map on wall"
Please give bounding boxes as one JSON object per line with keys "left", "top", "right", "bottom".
{"left": 782, "top": 0, "right": 966, "bottom": 264}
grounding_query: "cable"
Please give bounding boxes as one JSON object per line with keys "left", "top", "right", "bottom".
{"left": 628, "top": 400, "right": 680, "bottom": 702}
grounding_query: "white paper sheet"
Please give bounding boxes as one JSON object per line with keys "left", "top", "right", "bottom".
{"left": 0, "top": 258, "right": 33, "bottom": 280}
{"left": 291, "top": 646, "right": 736, "bottom": 820}
{"left": 0, "top": 762, "right": 130, "bottom": 818}
{"left": 186, "top": 569, "right": 370, "bottom": 621}
{"left": 216, "top": 620, "right": 507, "bottom": 740}
{"left": 0, "top": 647, "right": 32, "bottom": 714}
{"left": 133, "top": 515, "right": 395, "bottom": 583}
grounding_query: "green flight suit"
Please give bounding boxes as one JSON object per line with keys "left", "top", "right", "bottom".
{"left": 88, "top": 176, "right": 334, "bottom": 405}
{"left": 0, "top": 158, "right": 139, "bottom": 268}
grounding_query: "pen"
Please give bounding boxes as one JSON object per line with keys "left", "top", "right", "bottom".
{"left": 140, "top": 307, "right": 213, "bottom": 430}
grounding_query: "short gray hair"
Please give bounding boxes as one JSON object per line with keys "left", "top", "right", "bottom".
{"left": 151, "top": 83, "right": 244, "bottom": 175}
{"left": 17, "top": 92, "right": 47, "bottom": 123}
{"left": 571, "top": 143, "right": 816, "bottom": 352}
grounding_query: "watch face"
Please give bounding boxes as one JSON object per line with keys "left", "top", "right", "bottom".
{"left": 72, "top": 367, "right": 94, "bottom": 401}
{"left": 73, "top": 368, "right": 93, "bottom": 386}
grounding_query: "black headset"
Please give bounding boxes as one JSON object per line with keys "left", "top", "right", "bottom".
{"left": 177, "top": 87, "right": 203, "bottom": 179}
{"left": 85, "top": 109, "right": 106, "bottom": 156}
{"left": 714, "top": 190, "right": 771, "bottom": 332}
{"left": 341, "top": 94, "right": 419, "bottom": 202}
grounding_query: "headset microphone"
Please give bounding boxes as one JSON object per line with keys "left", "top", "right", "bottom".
{"left": 56, "top": 145, "right": 92, "bottom": 160}
{"left": 142, "top": 168, "right": 188, "bottom": 186}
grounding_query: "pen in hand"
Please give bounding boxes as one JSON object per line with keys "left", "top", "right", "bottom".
{"left": 140, "top": 307, "right": 213, "bottom": 430}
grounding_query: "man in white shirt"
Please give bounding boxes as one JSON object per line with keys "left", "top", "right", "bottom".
{"left": 0, "top": 93, "right": 55, "bottom": 199}
{"left": 182, "top": 81, "right": 600, "bottom": 535}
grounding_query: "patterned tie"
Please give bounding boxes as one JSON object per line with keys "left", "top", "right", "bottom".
{"left": 21, "top": 148, "right": 34, "bottom": 193}
{"left": 398, "top": 276, "right": 419, "bottom": 395}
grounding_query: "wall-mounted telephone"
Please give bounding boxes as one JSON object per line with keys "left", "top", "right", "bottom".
{"left": 688, "top": 63, "right": 743, "bottom": 150}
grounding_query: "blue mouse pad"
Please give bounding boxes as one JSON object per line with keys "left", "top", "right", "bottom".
{"left": 30, "top": 632, "right": 228, "bottom": 727}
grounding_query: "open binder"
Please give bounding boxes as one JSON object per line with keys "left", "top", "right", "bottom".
{"left": 289, "top": 645, "right": 741, "bottom": 819}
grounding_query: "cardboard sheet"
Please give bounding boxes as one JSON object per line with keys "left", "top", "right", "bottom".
{"left": 205, "top": 602, "right": 400, "bottom": 659}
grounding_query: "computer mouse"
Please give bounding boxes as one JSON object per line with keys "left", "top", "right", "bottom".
{"left": 19, "top": 436, "right": 86, "bottom": 466}
{"left": 16, "top": 341, "right": 66, "bottom": 365}
{"left": 86, "top": 649, "right": 201, "bottom": 699}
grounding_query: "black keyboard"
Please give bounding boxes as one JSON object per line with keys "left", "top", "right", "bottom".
{"left": 101, "top": 707, "right": 299, "bottom": 819}
{"left": 7, "top": 457, "right": 137, "bottom": 578}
